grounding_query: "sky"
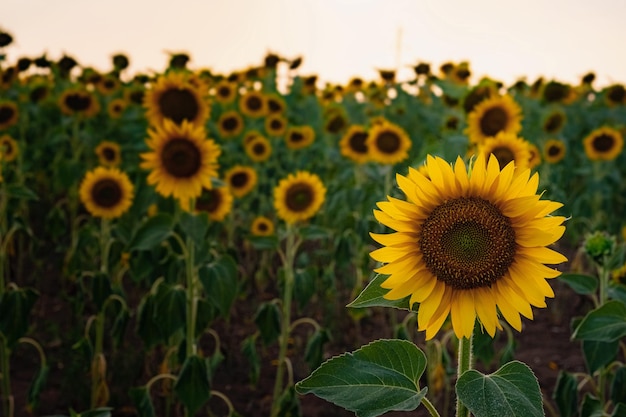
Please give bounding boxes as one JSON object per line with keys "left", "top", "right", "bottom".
{"left": 3, "top": 0, "right": 626, "bottom": 87}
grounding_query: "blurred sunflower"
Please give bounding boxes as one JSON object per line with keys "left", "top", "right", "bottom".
{"left": 339, "top": 125, "right": 369, "bottom": 164}
{"left": 542, "top": 108, "right": 566, "bottom": 135}
{"left": 79, "top": 166, "right": 134, "bottom": 219}
{"left": 583, "top": 126, "right": 624, "bottom": 161}
{"left": 527, "top": 143, "right": 542, "bottom": 169}
{"left": 217, "top": 110, "right": 244, "bottom": 138}
{"left": 605, "top": 84, "right": 626, "bottom": 107}
{"left": 265, "top": 114, "right": 287, "bottom": 137}
{"left": 244, "top": 135, "right": 272, "bottom": 162}
{"left": 96, "top": 74, "right": 120, "bottom": 96}
{"left": 266, "top": 93, "right": 286, "bottom": 115}
{"left": 182, "top": 185, "right": 233, "bottom": 221}
{"left": 274, "top": 171, "right": 326, "bottom": 224}
{"left": 59, "top": 88, "right": 100, "bottom": 118}
{"left": 285, "top": 125, "right": 315, "bottom": 150}
{"left": 462, "top": 84, "right": 496, "bottom": 114}
{"left": 124, "top": 83, "right": 146, "bottom": 106}
{"left": 213, "top": 80, "right": 238, "bottom": 104}
{"left": 324, "top": 109, "right": 348, "bottom": 134}
{"left": 251, "top": 215, "right": 275, "bottom": 236}
{"left": 0, "top": 100, "right": 19, "bottom": 130}
{"left": 465, "top": 95, "right": 522, "bottom": 144}
{"left": 239, "top": 90, "right": 268, "bottom": 118}
{"left": 107, "top": 98, "right": 127, "bottom": 119}
{"left": 541, "top": 81, "right": 575, "bottom": 104}
{"left": 0, "top": 134, "right": 18, "bottom": 162}
{"left": 370, "top": 154, "right": 567, "bottom": 340}
{"left": 144, "top": 72, "right": 209, "bottom": 127}
{"left": 225, "top": 165, "right": 258, "bottom": 198}
{"left": 366, "top": 120, "right": 412, "bottom": 165}
{"left": 27, "top": 77, "right": 50, "bottom": 103}
{"left": 544, "top": 139, "right": 566, "bottom": 164}
{"left": 95, "top": 141, "right": 122, "bottom": 167}
{"left": 140, "top": 120, "right": 221, "bottom": 202}
{"left": 476, "top": 132, "right": 531, "bottom": 170}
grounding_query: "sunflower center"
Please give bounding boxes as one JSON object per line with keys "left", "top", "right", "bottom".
{"left": 290, "top": 131, "right": 304, "bottom": 143}
{"left": 252, "top": 142, "right": 266, "bottom": 155}
{"left": 196, "top": 189, "right": 220, "bottom": 213}
{"left": 592, "top": 134, "right": 615, "bottom": 153}
{"left": 258, "top": 222, "right": 268, "bottom": 231}
{"left": 479, "top": 107, "right": 508, "bottom": 137}
{"left": 91, "top": 179, "right": 123, "bottom": 208}
{"left": 420, "top": 196, "right": 516, "bottom": 290}
{"left": 103, "top": 148, "right": 117, "bottom": 162}
{"left": 162, "top": 138, "right": 201, "bottom": 178}
{"left": 158, "top": 88, "right": 199, "bottom": 124}
{"left": 222, "top": 116, "right": 239, "bottom": 132}
{"left": 217, "top": 86, "right": 231, "bottom": 98}
{"left": 349, "top": 131, "right": 368, "bottom": 154}
{"left": 230, "top": 172, "right": 249, "bottom": 188}
{"left": 286, "top": 183, "right": 313, "bottom": 212}
{"left": 326, "top": 115, "right": 346, "bottom": 133}
{"left": 270, "top": 119, "right": 283, "bottom": 131}
{"left": 489, "top": 146, "right": 515, "bottom": 169}
{"left": 548, "top": 144, "right": 561, "bottom": 157}
{"left": 608, "top": 85, "right": 625, "bottom": 103}
{"left": 65, "top": 93, "right": 92, "bottom": 111}
{"left": 544, "top": 114, "right": 564, "bottom": 133}
{"left": 245, "top": 95, "right": 262, "bottom": 111}
{"left": 375, "top": 130, "right": 401, "bottom": 154}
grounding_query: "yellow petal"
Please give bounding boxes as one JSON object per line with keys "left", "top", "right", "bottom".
{"left": 417, "top": 281, "right": 446, "bottom": 329}
{"left": 451, "top": 291, "right": 476, "bottom": 339}
{"left": 374, "top": 252, "right": 422, "bottom": 275}
{"left": 370, "top": 245, "right": 419, "bottom": 263}
{"left": 517, "top": 246, "right": 568, "bottom": 265}
{"left": 474, "top": 287, "right": 498, "bottom": 337}
{"left": 408, "top": 269, "right": 438, "bottom": 304}
{"left": 423, "top": 286, "right": 453, "bottom": 340}
{"left": 373, "top": 209, "right": 415, "bottom": 233}
{"left": 370, "top": 232, "right": 418, "bottom": 247}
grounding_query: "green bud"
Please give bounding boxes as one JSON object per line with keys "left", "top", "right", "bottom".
{"left": 583, "top": 231, "right": 615, "bottom": 265}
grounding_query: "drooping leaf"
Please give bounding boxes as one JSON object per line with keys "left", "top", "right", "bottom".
{"left": 572, "top": 300, "right": 626, "bottom": 342}
{"left": 0, "top": 286, "right": 39, "bottom": 347}
{"left": 241, "top": 334, "right": 261, "bottom": 385}
{"left": 27, "top": 363, "right": 49, "bottom": 410}
{"left": 611, "top": 366, "right": 626, "bottom": 408}
{"left": 129, "top": 386, "right": 156, "bottom": 417}
{"left": 456, "top": 361, "right": 543, "bottom": 417}
{"left": 128, "top": 213, "right": 174, "bottom": 251}
{"left": 199, "top": 254, "right": 239, "bottom": 318}
{"left": 174, "top": 355, "right": 211, "bottom": 416}
{"left": 304, "top": 328, "right": 331, "bottom": 370}
{"left": 178, "top": 210, "right": 209, "bottom": 248}
{"left": 254, "top": 302, "right": 281, "bottom": 346}
{"left": 580, "top": 393, "right": 603, "bottom": 417}
{"left": 296, "top": 339, "right": 428, "bottom": 417}
{"left": 347, "top": 274, "right": 416, "bottom": 312}
{"left": 553, "top": 370, "right": 578, "bottom": 417}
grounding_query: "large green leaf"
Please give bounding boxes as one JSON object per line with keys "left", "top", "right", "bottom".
{"left": 582, "top": 339, "right": 619, "bottom": 374}
{"left": 129, "top": 386, "right": 156, "bottom": 417}
{"left": 174, "top": 355, "right": 211, "bottom": 416}
{"left": 612, "top": 366, "right": 626, "bottom": 407}
{"left": 199, "top": 255, "right": 239, "bottom": 319}
{"left": 347, "top": 274, "right": 416, "bottom": 312}
{"left": 128, "top": 213, "right": 174, "bottom": 251}
{"left": 254, "top": 301, "right": 281, "bottom": 346}
{"left": 580, "top": 394, "right": 603, "bottom": 417}
{"left": 295, "top": 339, "right": 428, "bottom": 417}
{"left": 0, "top": 286, "right": 39, "bottom": 347}
{"left": 456, "top": 361, "right": 543, "bottom": 417}
{"left": 558, "top": 273, "right": 598, "bottom": 295}
{"left": 572, "top": 300, "right": 626, "bottom": 342}
{"left": 178, "top": 210, "right": 209, "bottom": 248}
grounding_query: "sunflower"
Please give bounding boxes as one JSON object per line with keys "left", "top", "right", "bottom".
{"left": 339, "top": 125, "right": 369, "bottom": 164}
{"left": 476, "top": 132, "right": 532, "bottom": 170}
{"left": 79, "top": 167, "right": 134, "bottom": 219}
{"left": 285, "top": 125, "right": 315, "bottom": 150}
{"left": 543, "top": 139, "right": 566, "bottom": 164}
{"left": 265, "top": 114, "right": 287, "bottom": 137}
{"left": 0, "top": 100, "right": 19, "bottom": 130}
{"left": 583, "top": 126, "right": 624, "bottom": 161}
{"left": 213, "top": 80, "right": 238, "bottom": 104}
{"left": 605, "top": 84, "right": 626, "bottom": 107}
{"left": 124, "top": 83, "right": 146, "bottom": 106}
{"left": 96, "top": 74, "right": 120, "bottom": 96}
{"left": 217, "top": 110, "right": 244, "bottom": 138}
{"left": 370, "top": 154, "right": 567, "bottom": 340}
{"left": 0, "top": 134, "right": 18, "bottom": 162}
{"left": 542, "top": 108, "right": 566, "bottom": 135}
{"left": 274, "top": 171, "right": 326, "bottom": 224}
{"left": 244, "top": 135, "right": 272, "bottom": 162}
{"left": 324, "top": 110, "right": 348, "bottom": 134}
{"left": 59, "top": 88, "right": 100, "bottom": 118}
{"left": 140, "top": 119, "right": 221, "bottom": 202}
{"left": 366, "top": 120, "right": 412, "bottom": 165}
{"left": 27, "top": 77, "right": 50, "bottom": 103}
{"left": 95, "top": 141, "right": 122, "bottom": 167}
{"left": 225, "top": 165, "right": 258, "bottom": 198}
{"left": 251, "top": 216, "right": 275, "bottom": 236}
{"left": 527, "top": 143, "right": 542, "bottom": 169}
{"left": 465, "top": 95, "right": 522, "bottom": 144}
{"left": 107, "top": 98, "right": 127, "bottom": 119}
{"left": 144, "top": 72, "right": 209, "bottom": 127}
{"left": 239, "top": 90, "right": 268, "bottom": 118}
{"left": 266, "top": 93, "right": 286, "bottom": 114}
{"left": 183, "top": 185, "right": 233, "bottom": 221}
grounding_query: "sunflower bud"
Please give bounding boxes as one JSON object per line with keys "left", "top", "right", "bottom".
{"left": 584, "top": 231, "right": 615, "bottom": 265}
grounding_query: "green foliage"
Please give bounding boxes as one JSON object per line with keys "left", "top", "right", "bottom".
{"left": 174, "top": 355, "right": 212, "bottom": 416}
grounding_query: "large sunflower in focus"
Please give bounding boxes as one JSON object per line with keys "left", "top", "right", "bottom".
{"left": 465, "top": 95, "right": 522, "bottom": 144}
{"left": 144, "top": 72, "right": 209, "bottom": 127}
{"left": 476, "top": 132, "right": 532, "bottom": 170}
{"left": 583, "top": 126, "right": 624, "bottom": 161}
{"left": 274, "top": 171, "right": 326, "bottom": 224}
{"left": 79, "top": 167, "right": 134, "bottom": 219}
{"left": 370, "top": 154, "right": 567, "bottom": 340}
{"left": 140, "top": 120, "right": 221, "bottom": 202}
{"left": 339, "top": 125, "right": 370, "bottom": 164}
{"left": 366, "top": 120, "right": 412, "bottom": 165}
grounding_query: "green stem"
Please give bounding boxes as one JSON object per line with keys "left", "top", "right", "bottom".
{"left": 422, "top": 396, "right": 442, "bottom": 417}
{"left": 0, "top": 335, "right": 12, "bottom": 417}
{"left": 596, "top": 263, "right": 610, "bottom": 403}
{"left": 456, "top": 334, "right": 473, "bottom": 417}
{"left": 90, "top": 312, "right": 105, "bottom": 408}
{"left": 185, "top": 234, "right": 197, "bottom": 359}
{"left": 270, "top": 225, "right": 298, "bottom": 417}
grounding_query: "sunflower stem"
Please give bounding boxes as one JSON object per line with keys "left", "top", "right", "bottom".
{"left": 456, "top": 334, "right": 473, "bottom": 417}
{"left": 422, "top": 396, "right": 442, "bottom": 417}
{"left": 270, "top": 224, "right": 298, "bottom": 417}
{"left": 185, "top": 233, "right": 197, "bottom": 358}
{"left": 0, "top": 334, "right": 12, "bottom": 417}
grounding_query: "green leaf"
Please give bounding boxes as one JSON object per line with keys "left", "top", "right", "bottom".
{"left": 347, "top": 274, "right": 416, "bottom": 312}
{"left": 174, "top": 355, "right": 211, "bottom": 416}
{"left": 128, "top": 213, "right": 174, "bottom": 251}
{"left": 456, "top": 361, "right": 543, "bottom": 417}
{"left": 129, "top": 387, "right": 156, "bottom": 417}
{"left": 299, "top": 224, "right": 329, "bottom": 241}
{"left": 580, "top": 393, "right": 603, "bottom": 417}
{"left": 611, "top": 366, "right": 626, "bottom": 407}
{"left": 572, "top": 300, "right": 626, "bottom": 342}
{"left": 295, "top": 339, "right": 428, "bottom": 417}
{"left": 178, "top": 210, "right": 209, "bottom": 248}
{"left": 241, "top": 334, "right": 260, "bottom": 385}
{"left": 0, "top": 286, "right": 39, "bottom": 347}
{"left": 248, "top": 235, "right": 279, "bottom": 250}
{"left": 609, "top": 283, "right": 626, "bottom": 305}
{"left": 294, "top": 266, "right": 316, "bottom": 309}
{"left": 277, "top": 386, "right": 301, "bottom": 417}
{"left": 553, "top": 371, "right": 578, "bottom": 417}
{"left": 199, "top": 255, "right": 239, "bottom": 318}
{"left": 90, "top": 272, "right": 112, "bottom": 311}
{"left": 612, "top": 403, "right": 626, "bottom": 417}
{"left": 558, "top": 273, "right": 598, "bottom": 295}
{"left": 582, "top": 339, "right": 619, "bottom": 374}
{"left": 254, "top": 302, "right": 281, "bottom": 346}
{"left": 155, "top": 284, "right": 187, "bottom": 340}
{"left": 304, "top": 328, "right": 331, "bottom": 370}
{"left": 27, "top": 364, "right": 49, "bottom": 410}
{"left": 6, "top": 184, "right": 39, "bottom": 200}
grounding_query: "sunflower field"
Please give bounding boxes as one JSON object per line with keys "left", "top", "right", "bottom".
{"left": 1, "top": 29, "right": 626, "bottom": 417}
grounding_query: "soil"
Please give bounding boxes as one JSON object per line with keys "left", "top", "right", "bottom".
{"left": 7, "top": 243, "right": 589, "bottom": 417}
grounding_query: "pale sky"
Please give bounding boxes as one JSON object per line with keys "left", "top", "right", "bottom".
{"left": 3, "top": 0, "right": 626, "bottom": 87}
